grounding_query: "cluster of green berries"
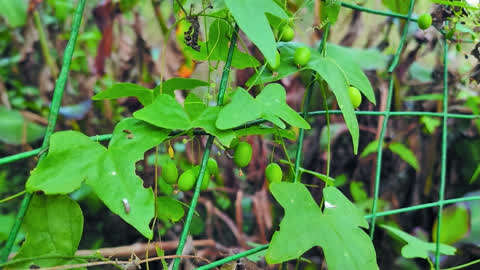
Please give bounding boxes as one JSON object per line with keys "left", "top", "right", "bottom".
{"left": 161, "top": 158, "right": 218, "bottom": 192}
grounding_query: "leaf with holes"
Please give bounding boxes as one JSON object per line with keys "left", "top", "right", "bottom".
{"left": 266, "top": 182, "right": 379, "bottom": 269}
{"left": 7, "top": 195, "right": 86, "bottom": 269}
{"left": 224, "top": 0, "right": 288, "bottom": 66}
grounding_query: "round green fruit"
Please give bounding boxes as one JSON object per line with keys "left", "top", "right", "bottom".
{"left": 162, "top": 161, "right": 178, "bottom": 184}
{"left": 417, "top": 13, "right": 432, "bottom": 30}
{"left": 280, "top": 25, "right": 295, "bottom": 41}
{"left": 200, "top": 171, "right": 210, "bottom": 191}
{"left": 348, "top": 86, "right": 362, "bottom": 109}
{"left": 233, "top": 142, "right": 253, "bottom": 168}
{"left": 265, "top": 163, "right": 283, "bottom": 183}
{"left": 178, "top": 169, "right": 196, "bottom": 191}
{"left": 267, "top": 51, "right": 281, "bottom": 71}
{"left": 207, "top": 158, "right": 218, "bottom": 176}
{"left": 294, "top": 47, "right": 311, "bottom": 66}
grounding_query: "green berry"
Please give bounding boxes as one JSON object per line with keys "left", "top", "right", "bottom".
{"left": 294, "top": 47, "right": 311, "bottom": 66}
{"left": 267, "top": 51, "right": 281, "bottom": 71}
{"left": 200, "top": 171, "right": 210, "bottom": 191}
{"left": 348, "top": 86, "right": 362, "bottom": 109}
{"left": 265, "top": 163, "right": 283, "bottom": 183}
{"left": 207, "top": 158, "right": 219, "bottom": 176}
{"left": 233, "top": 142, "right": 253, "bottom": 168}
{"left": 417, "top": 13, "right": 432, "bottom": 30}
{"left": 178, "top": 169, "right": 196, "bottom": 191}
{"left": 162, "top": 161, "right": 178, "bottom": 184}
{"left": 280, "top": 25, "right": 295, "bottom": 41}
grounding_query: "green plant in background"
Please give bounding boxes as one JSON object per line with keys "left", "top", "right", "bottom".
{"left": 0, "top": 0, "right": 480, "bottom": 269}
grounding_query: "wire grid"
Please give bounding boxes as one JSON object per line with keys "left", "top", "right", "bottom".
{"left": 0, "top": 0, "right": 479, "bottom": 269}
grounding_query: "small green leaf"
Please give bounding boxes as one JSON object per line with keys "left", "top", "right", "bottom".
{"left": 134, "top": 94, "right": 192, "bottom": 130}
{"left": 224, "top": 0, "right": 288, "bottom": 66}
{"left": 217, "top": 84, "right": 310, "bottom": 130}
{"left": 419, "top": 116, "right": 441, "bottom": 134}
{"left": 388, "top": 142, "right": 419, "bottom": 171}
{"left": 381, "top": 225, "right": 456, "bottom": 259}
{"left": 266, "top": 183, "right": 378, "bottom": 269}
{"left": 235, "top": 126, "right": 296, "bottom": 140}
{"left": 321, "top": 0, "right": 341, "bottom": 25}
{"left": 156, "top": 78, "right": 210, "bottom": 97}
{"left": 360, "top": 140, "right": 381, "bottom": 158}
{"left": 432, "top": 205, "right": 470, "bottom": 245}
{"left": 9, "top": 195, "right": 86, "bottom": 269}
{"left": 382, "top": 0, "right": 410, "bottom": 14}
{"left": 470, "top": 164, "right": 480, "bottom": 183}
{"left": 157, "top": 196, "right": 185, "bottom": 222}
{"left": 92, "top": 83, "right": 154, "bottom": 106}
{"left": 350, "top": 181, "right": 368, "bottom": 202}
{"left": 0, "top": 106, "right": 45, "bottom": 145}
{"left": 216, "top": 88, "right": 263, "bottom": 130}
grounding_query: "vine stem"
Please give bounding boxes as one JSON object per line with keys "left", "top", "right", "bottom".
{"left": 171, "top": 24, "right": 239, "bottom": 270}
{"left": 0, "top": 0, "right": 86, "bottom": 264}
{"left": 369, "top": 0, "right": 415, "bottom": 239}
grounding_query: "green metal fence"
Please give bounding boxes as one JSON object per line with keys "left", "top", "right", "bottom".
{"left": 1, "top": 0, "right": 479, "bottom": 269}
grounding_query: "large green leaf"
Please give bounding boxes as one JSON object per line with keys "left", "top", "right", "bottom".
{"left": 186, "top": 19, "right": 260, "bottom": 69}
{"left": 155, "top": 78, "right": 210, "bottom": 96}
{"left": 266, "top": 183, "right": 378, "bottom": 269}
{"left": 8, "top": 195, "right": 86, "bottom": 269}
{"left": 0, "top": 106, "right": 45, "bottom": 145}
{"left": 216, "top": 84, "right": 310, "bottom": 130}
{"left": 224, "top": 0, "right": 288, "bottom": 66}
{"left": 381, "top": 225, "right": 456, "bottom": 259}
{"left": 134, "top": 93, "right": 236, "bottom": 146}
{"left": 26, "top": 131, "right": 106, "bottom": 194}
{"left": 26, "top": 118, "right": 169, "bottom": 238}
{"left": 325, "top": 43, "right": 388, "bottom": 71}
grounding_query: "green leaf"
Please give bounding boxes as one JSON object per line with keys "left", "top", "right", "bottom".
{"left": 90, "top": 118, "right": 169, "bottom": 239}
{"left": 256, "top": 84, "right": 311, "bottom": 129}
{"left": 0, "top": 0, "right": 27, "bottom": 27}
{"left": 157, "top": 196, "right": 185, "bottom": 222}
{"left": 382, "top": 0, "right": 409, "bottom": 14}
{"left": 186, "top": 19, "right": 260, "bottom": 69}
{"left": 350, "top": 181, "right": 368, "bottom": 202}
{"left": 224, "top": 0, "right": 288, "bottom": 66}
{"left": 266, "top": 183, "right": 378, "bottom": 269}
{"left": 155, "top": 78, "right": 210, "bottom": 97}
{"left": 360, "top": 140, "right": 381, "bottom": 158}
{"left": 216, "top": 84, "right": 310, "bottom": 130}
{"left": 321, "top": 0, "right": 341, "bottom": 25}
{"left": 381, "top": 225, "right": 456, "bottom": 259}
{"left": 325, "top": 43, "right": 389, "bottom": 71}
{"left": 26, "top": 118, "right": 169, "bottom": 239}
{"left": 308, "top": 57, "right": 359, "bottom": 153}
{"left": 9, "top": 195, "right": 86, "bottom": 269}
{"left": 26, "top": 131, "right": 106, "bottom": 194}
{"left": 235, "top": 125, "right": 296, "bottom": 140}
{"left": 192, "top": 107, "right": 236, "bottom": 146}
{"left": 134, "top": 94, "right": 192, "bottom": 130}
{"left": 470, "top": 164, "right": 480, "bottom": 183}
{"left": 388, "top": 142, "right": 419, "bottom": 171}
{"left": 404, "top": 94, "right": 443, "bottom": 101}
{"left": 419, "top": 116, "right": 441, "bottom": 134}
{"left": 92, "top": 83, "right": 154, "bottom": 106}
{"left": 0, "top": 106, "right": 45, "bottom": 145}
{"left": 216, "top": 88, "right": 263, "bottom": 130}
{"left": 432, "top": 205, "right": 470, "bottom": 245}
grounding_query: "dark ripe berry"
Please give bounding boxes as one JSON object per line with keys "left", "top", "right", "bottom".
{"left": 294, "top": 47, "right": 311, "bottom": 66}
{"left": 233, "top": 142, "right": 253, "bottom": 168}
{"left": 265, "top": 163, "right": 283, "bottom": 183}
{"left": 162, "top": 161, "right": 178, "bottom": 184}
